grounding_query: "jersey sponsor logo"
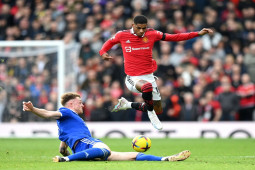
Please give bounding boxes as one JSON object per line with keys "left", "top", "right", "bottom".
{"left": 84, "top": 152, "right": 89, "bottom": 158}
{"left": 125, "top": 46, "right": 150, "bottom": 52}
{"left": 132, "top": 47, "right": 150, "bottom": 50}
{"left": 125, "top": 46, "right": 132, "bottom": 52}
{"left": 142, "top": 37, "right": 148, "bottom": 43}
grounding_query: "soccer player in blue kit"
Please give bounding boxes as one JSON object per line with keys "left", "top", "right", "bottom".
{"left": 23, "top": 92, "right": 190, "bottom": 162}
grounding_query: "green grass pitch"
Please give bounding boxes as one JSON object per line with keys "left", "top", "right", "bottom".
{"left": 1, "top": 138, "right": 255, "bottom": 170}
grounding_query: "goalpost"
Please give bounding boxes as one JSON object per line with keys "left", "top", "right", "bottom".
{"left": 0, "top": 40, "right": 80, "bottom": 111}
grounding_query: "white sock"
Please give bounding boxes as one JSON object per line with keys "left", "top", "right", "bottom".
{"left": 148, "top": 110, "right": 155, "bottom": 115}
{"left": 127, "top": 102, "right": 132, "bottom": 108}
{"left": 161, "top": 157, "right": 168, "bottom": 161}
{"left": 64, "top": 157, "right": 70, "bottom": 161}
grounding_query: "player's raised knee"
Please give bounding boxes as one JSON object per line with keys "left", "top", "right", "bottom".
{"left": 103, "top": 147, "right": 112, "bottom": 157}
{"left": 102, "top": 148, "right": 111, "bottom": 160}
{"left": 141, "top": 82, "right": 153, "bottom": 92}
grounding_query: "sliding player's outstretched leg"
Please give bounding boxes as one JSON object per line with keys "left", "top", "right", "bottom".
{"left": 108, "top": 150, "right": 191, "bottom": 161}
{"left": 161, "top": 150, "right": 191, "bottom": 161}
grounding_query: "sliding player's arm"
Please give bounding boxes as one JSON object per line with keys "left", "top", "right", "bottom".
{"left": 59, "top": 141, "right": 70, "bottom": 156}
{"left": 22, "top": 101, "right": 61, "bottom": 119}
{"left": 99, "top": 32, "right": 121, "bottom": 61}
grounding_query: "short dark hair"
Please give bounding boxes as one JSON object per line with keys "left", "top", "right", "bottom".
{"left": 134, "top": 15, "right": 148, "bottom": 24}
{"left": 61, "top": 92, "right": 81, "bottom": 106}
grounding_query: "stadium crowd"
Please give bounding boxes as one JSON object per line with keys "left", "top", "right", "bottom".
{"left": 0, "top": 0, "right": 255, "bottom": 122}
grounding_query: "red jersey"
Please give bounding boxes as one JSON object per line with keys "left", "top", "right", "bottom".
{"left": 236, "top": 83, "right": 255, "bottom": 108}
{"left": 214, "top": 85, "right": 235, "bottom": 96}
{"left": 99, "top": 28, "right": 199, "bottom": 76}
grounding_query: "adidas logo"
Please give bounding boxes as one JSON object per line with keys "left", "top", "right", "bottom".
{"left": 84, "top": 152, "right": 89, "bottom": 158}
{"left": 126, "top": 40, "right": 130, "bottom": 43}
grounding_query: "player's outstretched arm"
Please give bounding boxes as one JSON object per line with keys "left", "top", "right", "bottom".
{"left": 22, "top": 101, "right": 61, "bottom": 119}
{"left": 160, "top": 28, "right": 214, "bottom": 42}
{"left": 59, "top": 141, "right": 70, "bottom": 156}
{"left": 198, "top": 28, "right": 214, "bottom": 36}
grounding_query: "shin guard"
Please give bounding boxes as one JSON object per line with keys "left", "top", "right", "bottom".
{"left": 141, "top": 83, "right": 153, "bottom": 111}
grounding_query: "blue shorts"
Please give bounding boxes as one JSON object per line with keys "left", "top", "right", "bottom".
{"left": 72, "top": 137, "right": 103, "bottom": 154}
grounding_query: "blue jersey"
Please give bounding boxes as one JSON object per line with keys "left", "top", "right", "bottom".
{"left": 56, "top": 107, "right": 92, "bottom": 149}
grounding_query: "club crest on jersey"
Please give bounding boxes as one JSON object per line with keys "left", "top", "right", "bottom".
{"left": 142, "top": 37, "right": 149, "bottom": 43}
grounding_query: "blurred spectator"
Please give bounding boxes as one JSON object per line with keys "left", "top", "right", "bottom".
{"left": 175, "top": 76, "right": 192, "bottom": 102}
{"left": 156, "top": 53, "right": 176, "bottom": 82}
{"left": 2, "top": 95, "right": 22, "bottom": 122}
{"left": 169, "top": 44, "right": 186, "bottom": 67}
{"left": 156, "top": 41, "right": 177, "bottom": 82}
{"left": 201, "top": 31, "right": 222, "bottom": 52}
{"left": 14, "top": 58, "right": 29, "bottom": 83}
{"left": 235, "top": 54, "right": 247, "bottom": 75}
{"left": 229, "top": 40, "right": 242, "bottom": 56}
{"left": 181, "top": 50, "right": 199, "bottom": 66}
{"left": 79, "top": 44, "right": 95, "bottom": 64}
{"left": 214, "top": 75, "right": 235, "bottom": 96}
{"left": 181, "top": 64, "right": 200, "bottom": 88}
{"left": 90, "top": 97, "right": 110, "bottom": 121}
{"left": 196, "top": 73, "right": 210, "bottom": 96}
{"left": 224, "top": 54, "right": 235, "bottom": 76}
{"left": 110, "top": 81, "right": 123, "bottom": 100}
{"left": 218, "top": 81, "right": 239, "bottom": 121}
{"left": 0, "top": 90, "right": 7, "bottom": 122}
{"left": 211, "top": 59, "right": 225, "bottom": 78}
{"left": 38, "top": 89, "right": 49, "bottom": 108}
{"left": 221, "top": 1, "right": 242, "bottom": 21}
{"left": 192, "top": 84, "right": 203, "bottom": 105}
{"left": 80, "top": 69, "right": 98, "bottom": 94}
{"left": 198, "top": 57, "right": 211, "bottom": 72}
{"left": 198, "top": 91, "right": 222, "bottom": 122}
{"left": 236, "top": 74, "right": 255, "bottom": 121}
{"left": 29, "top": 75, "right": 50, "bottom": 106}
{"left": 180, "top": 92, "right": 198, "bottom": 121}
{"left": 231, "top": 72, "right": 241, "bottom": 89}
{"left": 162, "top": 94, "right": 181, "bottom": 121}
{"left": 244, "top": 43, "right": 255, "bottom": 83}
{"left": 203, "top": 71, "right": 220, "bottom": 94}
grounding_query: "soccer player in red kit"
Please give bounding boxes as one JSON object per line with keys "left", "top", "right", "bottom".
{"left": 99, "top": 15, "right": 213, "bottom": 130}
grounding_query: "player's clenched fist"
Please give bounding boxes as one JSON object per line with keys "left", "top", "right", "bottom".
{"left": 198, "top": 28, "right": 214, "bottom": 36}
{"left": 102, "top": 53, "right": 113, "bottom": 61}
{"left": 23, "top": 101, "right": 34, "bottom": 112}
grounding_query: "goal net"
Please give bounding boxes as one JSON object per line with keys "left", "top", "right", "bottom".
{"left": 0, "top": 40, "right": 80, "bottom": 122}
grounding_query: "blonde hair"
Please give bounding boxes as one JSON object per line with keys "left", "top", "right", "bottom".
{"left": 61, "top": 92, "right": 81, "bottom": 106}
